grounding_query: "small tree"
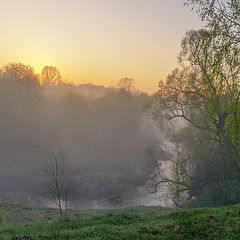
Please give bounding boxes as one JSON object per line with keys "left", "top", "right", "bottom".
{"left": 167, "top": 146, "right": 192, "bottom": 208}
{"left": 39, "top": 148, "right": 71, "bottom": 217}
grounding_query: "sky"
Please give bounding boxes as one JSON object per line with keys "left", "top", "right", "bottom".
{"left": 0, "top": 0, "right": 203, "bottom": 93}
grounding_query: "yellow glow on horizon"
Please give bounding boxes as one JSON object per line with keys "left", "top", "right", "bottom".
{"left": 0, "top": 0, "right": 203, "bottom": 94}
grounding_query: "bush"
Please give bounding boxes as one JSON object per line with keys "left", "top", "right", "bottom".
{"left": 191, "top": 179, "right": 240, "bottom": 207}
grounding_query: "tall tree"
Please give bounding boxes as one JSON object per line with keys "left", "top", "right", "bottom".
{"left": 184, "top": 0, "right": 240, "bottom": 151}
{"left": 148, "top": 1, "right": 240, "bottom": 207}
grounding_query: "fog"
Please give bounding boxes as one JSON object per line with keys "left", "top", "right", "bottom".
{"left": 0, "top": 67, "right": 170, "bottom": 209}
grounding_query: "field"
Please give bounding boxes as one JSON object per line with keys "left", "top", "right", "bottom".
{"left": 0, "top": 202, "right": 239, "bottom": 240}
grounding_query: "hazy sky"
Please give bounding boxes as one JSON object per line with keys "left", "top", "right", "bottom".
{"left": 0, "top": 0, "right": 203, "bottom": 92}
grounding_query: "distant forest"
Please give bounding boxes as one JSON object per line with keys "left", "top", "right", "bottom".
{"left": 0, "top": 64, "right": 163, "bottom": 208}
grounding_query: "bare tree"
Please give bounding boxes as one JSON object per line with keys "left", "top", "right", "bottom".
{"left": 39, "top": 148, "right": 71, "bottom": 217}
{"left": 117, "top": 77, "right": 135, "bottom": 92}
{"left": 41, "top": 66, "right": 62, "bottom": 87}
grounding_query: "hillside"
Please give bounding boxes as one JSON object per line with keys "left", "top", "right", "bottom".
{"left": 0, "top": 203, "right": 239, "bottom": 240}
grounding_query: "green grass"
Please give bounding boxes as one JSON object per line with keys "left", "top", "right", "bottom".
{"left": 0, "top": 203, "right": 239, "bottom": 239}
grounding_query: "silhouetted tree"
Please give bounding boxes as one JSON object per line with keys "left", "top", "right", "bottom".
{"left": 41, "top": 66, "right": 62, "bottom": 87}
{"left": 3, "top": 62, "right": 41, "bottom": 102}
{"left": 117, "top": 77, "right": 135, "bottom": 92}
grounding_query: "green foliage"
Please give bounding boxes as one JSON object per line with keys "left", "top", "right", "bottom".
{"left": 184, "top": 0, "right": 240, "bottom": 153}
{"left": 167, "top": 146, "right": 191, "bottom": 208}
{"left": 0, "top": 211, "right": 11, "bottom": 225}
{"left": 150, "top": 0, "right": 240, "bottom": 207}
{"left": 191, "top": 180, "right": 240, "bottom": 207}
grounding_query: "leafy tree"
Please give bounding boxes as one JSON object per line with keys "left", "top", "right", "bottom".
{"left": 2, "top": 62, "right": 41, "bottom": 102}
{"left": 184, "top": 0, "right": 240, "bottom": 152}
{"left": 185, "top": 0, "right": 240, "bottom": 44}
{"left": 152, "top": 27, "right": 240, "bottom": 171}
{"left": 148, "top": 0, "right": 240, "bottom": 206}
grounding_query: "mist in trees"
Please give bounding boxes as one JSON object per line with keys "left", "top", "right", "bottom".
{"left": 0, "top": 63, "right": 168, "bottom": 208}
{"left": 0, "top": 0, "right": 239, "bottom": 211}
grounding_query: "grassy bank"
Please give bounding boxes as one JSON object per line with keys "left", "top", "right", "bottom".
{"left": 0, "top": 203, "right": 239, "bottom": 239}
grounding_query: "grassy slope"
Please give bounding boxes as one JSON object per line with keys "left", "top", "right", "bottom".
{"left": 0, "top": 203, "right": 239, "bottom": 240}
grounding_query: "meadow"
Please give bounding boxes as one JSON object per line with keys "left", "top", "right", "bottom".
{"left": 0, "top": 202, "right": 239, "bottom": 240}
